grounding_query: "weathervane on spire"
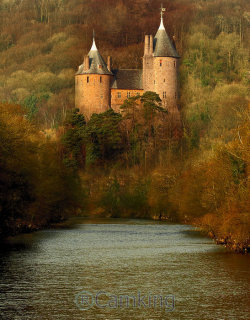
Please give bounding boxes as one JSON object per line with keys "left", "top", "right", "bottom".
{"left": 159, "top": 3, "right": 166, "bottom": 30}
{"left": 160, "top": 3, "right": 166, "bottom": 20}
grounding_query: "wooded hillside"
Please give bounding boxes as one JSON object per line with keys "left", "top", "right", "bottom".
{"left": 0, "top": 0, "right": 249, "bottom": 251}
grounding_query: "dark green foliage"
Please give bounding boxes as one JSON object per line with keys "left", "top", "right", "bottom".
{"left": 61, "top": 108, "right": 123, "bottom": 167}
{"left": 61, "top": 108, "right": 86, "bottom": 169}
{"left": 100, "top": 178, "right": 149, "bottom": 218}
{"left": 140, "top": 91, "right": 166, "bottom": 119}
{"left": 120, "top": 91, "right": 168, "bottom": 166}
{"left": 100, "top": 178, "right": 121, "bottom": 218}
{"left": 0, "top": 167, "right": 33, "bottom": 234}
{"left": 85, "top": 109, "right": 123, "bottom": 164}
{"left": 0, "top": 103, "right": 85, "bottom": 237}
{"left": 64, "top": 108, "right": 86, "bottom": 129}
{"left": 22, "top": 93, "right": 50, "bottom": 121}
{"left": 22, "top": 95, "right": 39, "bottom": 120}
{"left": 120, "top": 181, "right": 149, "bottom": 217}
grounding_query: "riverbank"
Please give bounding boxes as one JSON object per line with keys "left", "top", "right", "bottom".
{"left": 0, "top": 218, "right": 60, "bottom": 240}
{"left": 193, "top": 213, "right": 250, "bottom": 254}
{"left": 151, "top": 213, "right": 250, "bottom": 254}
{"left": 1, "top": 212, "right": 249, "bottom": 255}
{"left": 206, "top": 231, "right": 250, "bottom": 254}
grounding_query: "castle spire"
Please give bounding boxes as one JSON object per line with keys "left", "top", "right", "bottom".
{"left": 90, "top": 30, "right": 97, "bottom": 51}
{"left": 154, "top": 6, "right": 180, "bottom": 58}
{"left": 76, "top": 31, "right": 113, "bottom": 76}
{"left": 159, "top": 4, "right": 166, "bottom": 30}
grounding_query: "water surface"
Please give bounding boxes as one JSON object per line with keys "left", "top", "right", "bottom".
{"left": 0, "top": 219, "right": 249, "bottom": 319}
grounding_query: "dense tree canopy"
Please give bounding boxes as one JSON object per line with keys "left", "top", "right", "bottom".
{"left": 0, "top": 0, "right": 249, "bottom": 250}
{"left": 0, "top": 102, "right": 85, "bottom": 236}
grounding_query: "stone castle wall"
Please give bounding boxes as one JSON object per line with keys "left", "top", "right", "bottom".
{"left": 153, "top": 57, "right": 178, "bottom": 109}
{"left": 75, "top": 35, "right": 180, "bottom": 120}
{"left": 75, "top": 74, "right": 112, "bottom": 120}
{"left": 111, "top": 89, "right": 143, "bottom": 113}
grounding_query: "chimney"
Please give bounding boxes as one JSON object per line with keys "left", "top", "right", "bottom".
{"left": 107, "top": 56, "right": 112, "bottom": 72}
{"left": 84, "top": 55, "right": 89, "bottom": 70}
{"left": 149, "top": 35, "right": 153, "bottom": 54}
{"left": 144, "top": 35, "right": 149, "bottom": 56}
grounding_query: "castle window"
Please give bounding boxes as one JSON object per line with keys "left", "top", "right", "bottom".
{"left": 100, "top": 76, "right": 102, "bottom": 83}
{"left": 101, "top": 95, "right": 103, "bottom": 99}
{"left": 127, "top": 92, "right": 131, "bottom": 98}
{"left": 87, "top": 76, "right": 89, "bottom": 83}
{"left": 164, "top": 79, "right": 166, "bottom": 83}
{"left": 160, "top": 60, "right": 162, "bottom": 67}
{"left": 174, "top": 61, "right": 176, "bottom": 67}
{"left": 117, "top": 92, "right": 121, "bottom": 98}
{"left": 163, "top": 92, "right": 166, "bottom": 98}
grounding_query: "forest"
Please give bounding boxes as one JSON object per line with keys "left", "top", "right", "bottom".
{"left": 0, "top": 0, "right": 249, "bottom": 252}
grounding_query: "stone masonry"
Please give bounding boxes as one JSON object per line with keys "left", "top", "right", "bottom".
{"left": 75, "top": 10, "right": 180, "bottom": 123}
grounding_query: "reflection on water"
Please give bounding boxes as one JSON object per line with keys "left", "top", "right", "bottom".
{"left": 0, "top": 219, "right": 249, "bottom": 319}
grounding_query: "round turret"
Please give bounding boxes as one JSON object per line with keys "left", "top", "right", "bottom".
{"left": 143, "top": 10, "right": 180, "bottom": 110}
{"left": 153, "top": 15, "right": 180, "bottom": 109}
{"left": 75, "top": 37, "right": 113, "bottom": 120}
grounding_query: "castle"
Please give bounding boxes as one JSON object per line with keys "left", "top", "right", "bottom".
{"left": 75, "top": 9, "right": 180, "bottom": 122}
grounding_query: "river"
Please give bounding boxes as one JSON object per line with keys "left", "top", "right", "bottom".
{"left": 0, "top": 218, "right": 249, "bottom": 319}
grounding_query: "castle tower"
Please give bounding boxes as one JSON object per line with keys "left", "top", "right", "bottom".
{"left": 143, "top": 8, "right": 180, "bottom": 110}
{"left": 75, "top": 34, "right": 113, "bottom": 120}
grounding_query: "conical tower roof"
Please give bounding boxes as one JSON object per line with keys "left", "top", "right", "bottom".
{"left": 153, "top": 13, "right": 180, "bottom": 58}
{"left": 76, "top": 35, "right": 113, "bottom": 75}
